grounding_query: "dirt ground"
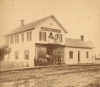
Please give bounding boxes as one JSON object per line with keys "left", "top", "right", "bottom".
{"left": 0, "top": 65, "right": 100, "bottom": 87}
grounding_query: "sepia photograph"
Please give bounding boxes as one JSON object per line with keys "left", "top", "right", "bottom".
{"left": 0, "top": 0, "right": 100, "bottom": 87}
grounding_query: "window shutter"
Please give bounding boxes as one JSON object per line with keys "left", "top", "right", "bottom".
{"left": 39, "top": 31, "right": 41, "bottom": 41}
{"left": 27, "top": 50, "right": 29, "bottom": 59}
{"left": 30, "top": 32, "right": 32, "bottom": 41}
{"left": 24, "top": 50, "right": 26, "bottom": 59}
{"left": 18, "top": 35, "right": 19, "bottom": 43}
{"left": 12, "top": 36, "right": 13, "bottom": 44}
{"left": 45, "top": 32, "right": 46, "bottom": 41}
{"left": 27, "top": 33, "right": 28, "bottom": 41}
{"left": 22, "top": 34, "right": 24, "bottom": 42}
{"left": 61, "top": 34, "right": 62, "bottom": 42}
{"left": 15, "top": 36, "right": 16, "bottom": 43}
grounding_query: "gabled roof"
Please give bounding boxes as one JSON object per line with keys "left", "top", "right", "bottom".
{"left": 65, "top": 38, "right": 94, "bottom": 49}
{"left": 4, "top": 15, "right": 68, "bottom": 37}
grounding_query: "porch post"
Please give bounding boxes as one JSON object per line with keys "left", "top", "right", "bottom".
{"left": 54, "top": 49, "right": 55, "bottom": 66}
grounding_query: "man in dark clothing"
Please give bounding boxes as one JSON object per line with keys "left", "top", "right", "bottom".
{"left": 58, "top": 56, "right": 62, "bottom": 66}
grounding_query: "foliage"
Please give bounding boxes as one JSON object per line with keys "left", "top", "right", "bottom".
{"left": 0, "top": 45, "right": 11, "bottom": 61}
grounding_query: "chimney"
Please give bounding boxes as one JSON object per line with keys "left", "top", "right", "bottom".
{"left": 20, "top": 19, "right": 24, "bottom": 26}
{"left": 81, "top": 35, "right": 84, "bottom": 41}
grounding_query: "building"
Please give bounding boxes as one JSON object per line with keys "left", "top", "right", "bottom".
{"left": 65, "top": 37, "right": 95, "bottom": 64}
{"left": 4, "top": 15, "right": 95, "bottom": 68}
{"left": 94, "top": 54, "right": 100, "bottom": 64}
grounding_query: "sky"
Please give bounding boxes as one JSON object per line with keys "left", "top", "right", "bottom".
{"left": 0, "top": 0, "right": 100, "bottom": 54}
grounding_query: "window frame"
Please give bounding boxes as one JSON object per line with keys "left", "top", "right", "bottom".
{"left": 6, "top": 37, "right": 9, "bottom": 45}
{"left": 57, "top": 34, "right": 62, "bottom": 42}
{"left": 15, "top": 51, "right": 18, "bottom": 59}
{"left": 39, "top": 31, "right": 46, "bottom": 41}
{"left": 30, "top": 31, "right": 32, "bottom": 41}
{"left": 69, "top": 51, "right": 73, "bottom": 59}
{"left": 24, "top": 50, "right": 29, "bottom": 60}
{"left": 27, "top": 31, "right": 32, "bottom": 41}
{"left": 10, "top": 36, "right": 13, "bottom": 44}
{"left": 22, "top": 34, "right": 24, "bottom": 42}
{"left": 15, "top": 35, "right": 19, "bottom": 43}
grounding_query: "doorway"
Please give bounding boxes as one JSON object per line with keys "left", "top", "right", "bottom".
{"left": 47, "top": 47, "right": 63, "bottom": 65}
{"left": 47, "top": 47, "right": 55, "bottom": 65}
{"left": 78, "top": 51, "right": 80, "bottom": 62}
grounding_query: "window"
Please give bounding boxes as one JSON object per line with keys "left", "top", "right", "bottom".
{"left": 30, "top": 32, "right": 32, "bottom": 41}
{"left": 6, "top": 37, "right": 9, "bottom": 45}
{"left": 27, "top": 32, "right": 29, "bottom": 41}
{"left": 15, "top": 35, "right": 19, "bottom": 43}
{"left": 39, "top": 31, "right": 46, "bottom": 41}
{"left": 57, "top": 34, "right": 62, "bottom": 42}
{"left": 27, "top": 31, "right": 32, "bottom": 41}
{"left": 86, "top": 52, "right": 89, "bottom": 58}
{"left": 69, "top": 51, "right": 73, "bottom": 59}
{"left": 24, "top": 50, "right": 29, "bottom": 60}
{"left": 22, "top": 34, "right": 24, "bottom": 42}
{"left": 37, "top": 47, "right": 47, "bottom": 59}
{"left": 12, "top": 36, "right": 14, "bottom": 44}
{"left": 10, "top": 36, "right": 13, "bottom": 44}
{"left": 17, "top": 35, "right": 19, "bottom": 43}
{"left": 15, "top": 51, "right": 18, "bottom": 59}
{"left": 10, "top": 37, "right": 12, "bottom": 44}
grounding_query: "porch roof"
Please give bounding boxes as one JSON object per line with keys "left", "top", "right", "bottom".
{"left": 35, "top": 43, "right": 65, "bottom": 47}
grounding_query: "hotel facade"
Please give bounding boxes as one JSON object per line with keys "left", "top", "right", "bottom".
{"left": 4, "top": 15, "right": 95, "bottom": 68}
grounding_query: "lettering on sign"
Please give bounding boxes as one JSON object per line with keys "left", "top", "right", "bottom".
{"left": 41, "top": 27, "right": 61, "bottom": 33}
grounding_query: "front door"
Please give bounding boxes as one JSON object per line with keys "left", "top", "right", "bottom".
{"left": 78, "top": 51, "right": 80, "bottom": 62}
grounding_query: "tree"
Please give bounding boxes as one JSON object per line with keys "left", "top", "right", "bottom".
{"left": 0, "top": 45, "right": 11, "bottom": 61}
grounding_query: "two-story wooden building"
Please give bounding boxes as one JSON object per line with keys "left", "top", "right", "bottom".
{"left": 4, "top": 15, "right": 95, "bottom": 68}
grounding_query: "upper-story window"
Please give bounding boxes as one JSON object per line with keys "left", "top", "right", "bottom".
{"left": 30, "top": 31, "right": 32, "bottom": 41}
{"left": 10, "top": 36, "right": 13, "bottom": 44}
{"left": 27, "top": 31, "right": 32, "bottom": 41}
{"left": 57, "top": 34, "right": 62, "bottom": 42}
{"left": 39, "top": 31, "right": 46, "bottom": 41}
{"left": 22, "top": 34, "right": 24, "bottom": 42}
{"left": 15, "top": 35, "right": 19, "bottom": 43}
{"left": 6, "top": 37, "right": 9, "bottom": 45}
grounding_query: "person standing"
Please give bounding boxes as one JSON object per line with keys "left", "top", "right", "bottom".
{"left": 58, "top": 56, "right": 61, "bottom": 66}
{"left": 46, "top": 54, "right": 50, "bottom": 65}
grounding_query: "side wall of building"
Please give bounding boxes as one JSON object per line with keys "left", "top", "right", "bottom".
{"left": 4, "top": 30, "right": 35, "bottom": 67}
{"left": 64, "top": 47, "right": 95, "bottom": 64}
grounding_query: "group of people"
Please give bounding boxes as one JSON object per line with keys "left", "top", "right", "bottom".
{"left": 34, "top": 54, "right": 62, "bottom": 66}
{"left": 46, "top": 54, "right": 62, "bottom": 65}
